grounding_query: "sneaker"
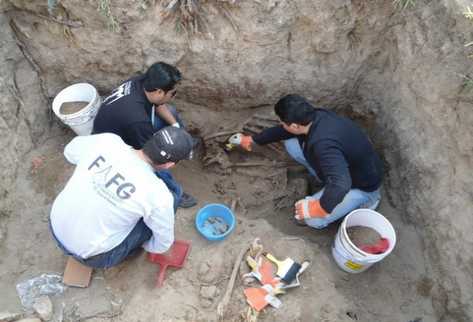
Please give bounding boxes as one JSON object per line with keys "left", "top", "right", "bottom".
{"left": 178, "top": 192, "right": 198, "bottom": 208}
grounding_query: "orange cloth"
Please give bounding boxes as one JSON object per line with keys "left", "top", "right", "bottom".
{"left": 295, "top": 199, "right": 328, "bottom": 220}
{"left": 240, "top": 135, "right": 253, "bottom": 151}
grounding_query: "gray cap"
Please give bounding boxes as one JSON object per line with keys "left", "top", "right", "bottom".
{"left": 143, "top": 126, "right": 193, "bottom": 164}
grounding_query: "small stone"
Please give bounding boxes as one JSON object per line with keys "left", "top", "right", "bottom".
{"left": 198, "top": 256, "right": 224, "bottom": 283}
{"left": 200, "top": 285, "right": 218, "bottom": 300}
{"left": 17, "top": 319, "right": 42, "bottom": 322}
{"left": 32, "top": 296, "right": 53, "bottom": 321}
{"left": 0, "top": 311, "right": 23, "bottom": 322}
{"left": 198, "top": 262, "right": 210, "bottom": 277}
{"left": 200, "top": 298, "right": 213, "bottom": 308}
{"left": 184, "top": 309, "right": 197, "bottom": 321}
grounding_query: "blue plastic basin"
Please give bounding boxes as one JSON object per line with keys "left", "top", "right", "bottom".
{"left": 195, "top": 203, "right": 235, "bottom": 241}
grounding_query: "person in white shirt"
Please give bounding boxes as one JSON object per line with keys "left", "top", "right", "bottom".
{"left": 49, "top": 126, "right": 194, "bottom": 268}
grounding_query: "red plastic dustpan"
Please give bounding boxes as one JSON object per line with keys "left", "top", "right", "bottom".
{"left": 360, "top": 238, "right": 389, "bottom": 254}
{"left": 147, "top": 240, "right": 191, "bottom": 287}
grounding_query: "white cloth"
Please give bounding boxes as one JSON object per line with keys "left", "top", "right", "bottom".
{"left": 50, "top": 133, "right": 175, "bottom": 258}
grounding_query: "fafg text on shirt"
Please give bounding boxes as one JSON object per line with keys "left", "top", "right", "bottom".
{"left": 88, "top": 155, "right": 136, "bottom": 205}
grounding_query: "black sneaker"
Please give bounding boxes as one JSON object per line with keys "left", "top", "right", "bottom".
{"left": 178, "top": 192, "right": 198, "bottom": 208}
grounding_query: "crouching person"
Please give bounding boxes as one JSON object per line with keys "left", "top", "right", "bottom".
{"left": 49, "top": 126, "right": 194, "bottom": 268}
{"left": 230, "top": 94, "right": 383, "bottom": 229}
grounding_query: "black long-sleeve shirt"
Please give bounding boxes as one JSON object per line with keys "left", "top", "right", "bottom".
{"left": 253, "top": 109, "right": 383, "bottom": 213}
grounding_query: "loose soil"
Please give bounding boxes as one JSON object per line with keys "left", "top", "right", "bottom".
{"left": 0, "top": 125, "right": 437, "bottom": 322}
{"left": 59, "top": 101, "right": 89, "bottom": 115}
{"left": 347, "top": 225, "right": 382, "bottom": 248}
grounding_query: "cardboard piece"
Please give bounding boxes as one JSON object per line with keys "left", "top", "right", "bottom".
{"left": 63, "top": 257, "right": 93, "bottom": 288}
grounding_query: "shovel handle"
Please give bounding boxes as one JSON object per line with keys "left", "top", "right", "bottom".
{"left": 156, "top": 264, "right": 168, "bottom": 288}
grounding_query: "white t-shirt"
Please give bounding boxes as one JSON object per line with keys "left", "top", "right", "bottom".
{"left": 50, "top": 133, "right": 175, "bottom": 258}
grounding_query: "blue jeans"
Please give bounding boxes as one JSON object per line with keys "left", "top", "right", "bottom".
{"left": 50, "top": 218, "right": 152, "bottom": 268}
{"left": 155, "top": 170, "right": 181, "bottom": 212}
{"left": 151, "top": 104, "right": 185, "bottom": 131}
{"left": 284, "top": 138, "right": 381, "bottom": 229}
{"left": 152, "top": 104, "right": 184, "bottom": 207}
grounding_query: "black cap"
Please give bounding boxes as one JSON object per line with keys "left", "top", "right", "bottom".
{"left": 143, "top": 126, "right": 193, "bottom": 164}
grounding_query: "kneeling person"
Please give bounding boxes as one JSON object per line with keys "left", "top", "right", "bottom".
{"left": 50, "top": 126, "right": 193, "bottom": 268}
{"left": 230, "top": 95, "right": 383, "bottom": 229}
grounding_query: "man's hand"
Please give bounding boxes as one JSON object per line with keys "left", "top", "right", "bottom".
{"left": 294, "top": 199, "right": 328, "bottom": 220}
{"left": 229, "top": 133, "right": 253, "bottom": 151}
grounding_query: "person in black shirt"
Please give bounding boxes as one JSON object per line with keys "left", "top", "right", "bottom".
{"left": 229, "top": 94, "right": 383, "bottom": 229}
{"left": 93, "top": 62, "right": 197, "bottom": 208}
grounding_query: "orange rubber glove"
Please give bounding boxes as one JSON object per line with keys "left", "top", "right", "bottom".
{"left": 229, "top": 133, "right": 253, "bottom": 151}
{"left": 294, "top": 199, "right": 328, "bottom": 220}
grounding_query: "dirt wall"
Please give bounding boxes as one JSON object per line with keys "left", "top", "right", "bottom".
{"left": 1, "top": 0, "right": 473, "bottom": 320}
{"left": 355, "top": 3, "right": 473, "bottom": 320}
{"left": 0, "top": 13, "right": 51, "bottom": 245}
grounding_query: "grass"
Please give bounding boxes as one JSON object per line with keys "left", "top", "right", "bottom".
{"left": 460, "top": 74, "right": 473, "bottom": 90}
{"left": 160, "top": 0, "right": 240, "bottom": 36}
{"left": 393, "top": 0, "right": 416, "bottom": 10}
{"left": 464, "top": 5, "right": 473, "bottom": 20}
{"left": 138, "top": 0, "right": 157, "bottom": 12}
{"left": 62, "top": 0, "right": 237, "bottom": 35}
{"left": 98, "top": 0, "right": 120, "bottom": 32}
{"left": 47, "top": 0, "right": 57, "bottom": 14}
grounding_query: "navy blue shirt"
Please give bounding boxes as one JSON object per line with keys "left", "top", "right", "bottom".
{"left": 253, "top": 109, "right": 383, "bottom": 213}
{"left": 93, "top": 75, "right": 155, "bottom": 149}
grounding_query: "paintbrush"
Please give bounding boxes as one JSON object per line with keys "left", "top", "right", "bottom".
{"left": 264, "top": 252, "right": 302, "bottom": 284}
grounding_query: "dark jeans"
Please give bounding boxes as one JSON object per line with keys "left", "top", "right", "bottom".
{"left": 153, "top": 104, "right": 184, "bottom": 208}
{"left": 50, "top": 218, "right": 152, "bottom": 268}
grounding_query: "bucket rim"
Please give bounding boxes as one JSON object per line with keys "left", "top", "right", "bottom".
{"left": 341, "top": 208, "right": 396, "bottom": 259}
{"left": 195, "top": 203, "right": 236, "bottom": 241}
{"left": 52, "top": 83, "right": 99, "bottom": 119}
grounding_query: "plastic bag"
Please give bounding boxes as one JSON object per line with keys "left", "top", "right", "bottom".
{"left": 16, "top": 273, "right": 66, "bottom": 309}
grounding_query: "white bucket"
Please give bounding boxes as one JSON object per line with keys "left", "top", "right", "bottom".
{"left": 52, "top": 83, "right": 102, "bottom": 136}
{"left": 332, "top": 209, "right": 396, "bottom": 273}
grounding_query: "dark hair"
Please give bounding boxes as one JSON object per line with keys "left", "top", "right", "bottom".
{"left": 274, "top": 94, "right": 315, "bottom": 125}
{"left": 143, "top": 62, "right": 182, "bottom": 92}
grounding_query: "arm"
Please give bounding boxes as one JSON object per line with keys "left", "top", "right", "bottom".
{"left": 308, "top": 142, "right": 352, "bottom": 213}
{"left": 156, "top": 104, "right": 178, "bottom": 127}
{"left": 142, "top": 200, "right": 175, "bottom": 254}
{"left": 295, "top": 143, "right": 352, "bottom": 220}
{"left": 252, "top": 126, "right": 295, "bottom": 145}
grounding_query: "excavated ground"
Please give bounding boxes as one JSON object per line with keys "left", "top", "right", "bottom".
{"left": 0, "top": 102, "right": 437, "bottom": 322}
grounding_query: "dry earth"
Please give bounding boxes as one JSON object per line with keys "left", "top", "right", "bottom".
{"left": 1, "top": 0, "right": 473, "bottom": 321}
{"left": 0, "top": 103, "right": 436, "bottom": 322}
